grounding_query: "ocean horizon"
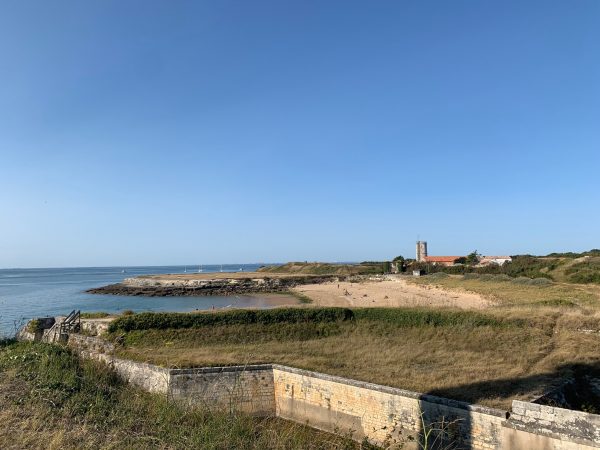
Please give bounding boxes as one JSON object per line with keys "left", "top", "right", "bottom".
{"left": 0, "top": 264, "right": 276, "bottom": 337}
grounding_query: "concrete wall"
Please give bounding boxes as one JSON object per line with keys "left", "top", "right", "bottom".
{"left": 169, "top": 365, "right": 274, "bottom": 415}
{"left": 273, "top": 365, "right": 505, "bottom": 449}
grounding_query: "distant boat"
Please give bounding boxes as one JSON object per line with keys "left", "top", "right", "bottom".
{"left": 184, "top": 266, "right": 187, "bottom": 273}
{"left": 198, "top": 265, "right": 203, "bottom": 273}
{"left": 121, "top": 269, "right": 126, "bottom": 274}
{"left": 239, "top": 267, "right": 243, "bottom": 271}
{"left": 220, "top": 264, "right": 223, "bottom": 272}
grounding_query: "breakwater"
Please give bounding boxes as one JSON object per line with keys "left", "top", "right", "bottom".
{"left": 87, "top": 273, "right": 342, "bottom": 297}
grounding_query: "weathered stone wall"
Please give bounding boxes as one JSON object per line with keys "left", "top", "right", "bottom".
{"left": 272, "top": 365, "right": 505, "bottom": 449}
{"left": 15, "top": 320, "right": 600, "bottom": 448}
{"left": 80, "top": 319, "right": 111, "bottom": 336}
{"left": 66, "top": 333, "right": 170, "bottom": 393}
{"left": 67, "top": 333, "right": 115, "bottom": 355}
{"left": 111, "top": 358, "right": 171, "bottom": 393}
{"left": 503, "top": 400, "right": 600, "bottom": 449}
{"left": 15, "top": 327, "right": 35, "bottom": 342}
{"left": 169, "top": 365, "right": 274, "bottom": 416}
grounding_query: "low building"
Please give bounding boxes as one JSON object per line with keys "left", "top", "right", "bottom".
{"left": 423, "top": 256, "right": 462, "bottom": 267}
{"left": 479, "top": 256, "right": 512, "bottom": 266}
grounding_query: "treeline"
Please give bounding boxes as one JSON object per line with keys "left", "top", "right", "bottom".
{"left": 545, "top": 249, "right": 600, "bottom": 258}
{"left": 407, "top": 256, "right": 557, "bottom": 280}
{"left": 402, "top": 251, "right": 600, "bottom": 284}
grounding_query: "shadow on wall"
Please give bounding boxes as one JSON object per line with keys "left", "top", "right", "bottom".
{"left": 415, "top": 362, "right": 600, "bottom": 450}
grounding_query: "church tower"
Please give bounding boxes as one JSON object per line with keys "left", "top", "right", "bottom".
{"left": 416, "top": 241, "right": 428, "bottom": 262}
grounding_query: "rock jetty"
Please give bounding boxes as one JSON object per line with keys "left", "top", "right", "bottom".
{"left": 87, "top": 272, "right": 342, "bottom": 297}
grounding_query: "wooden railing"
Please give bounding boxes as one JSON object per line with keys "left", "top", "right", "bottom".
{"left": 59, "top": 310, "right": 81, "bottom": 335}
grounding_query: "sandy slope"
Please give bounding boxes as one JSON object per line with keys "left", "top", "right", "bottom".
{"left": 292, "top": 277, "right": 492, "bottom": 309}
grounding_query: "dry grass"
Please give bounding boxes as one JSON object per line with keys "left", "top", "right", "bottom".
{"left": 407, "top": 275, "right": 600, "bottom": 309}
{"left": 115, "top": 309, "right": 600, "bottom": 410}
{"left": 106, "top": 277, "right": 600, "bottom": 411}
{"left": 0, "top": 341, "right": 360, "bottom": 450}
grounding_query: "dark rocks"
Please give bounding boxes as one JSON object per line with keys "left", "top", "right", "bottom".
{"left": 87, "top": 275, "right": 342, "bottom": 297}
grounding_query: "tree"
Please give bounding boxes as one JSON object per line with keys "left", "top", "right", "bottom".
{"left": 392, "top": 255, "right": 406, "bottom": 272}
{"left": 465, "top": 250, "right": 480, "bottom": 265}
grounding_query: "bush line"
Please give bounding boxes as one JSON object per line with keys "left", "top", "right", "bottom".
{"left": 108, "top": 307, "right": 507, "bottom": 332}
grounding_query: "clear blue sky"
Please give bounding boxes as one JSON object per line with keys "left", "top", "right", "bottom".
{"left": 1, "top": 1, "right": 598, "bottom": 268}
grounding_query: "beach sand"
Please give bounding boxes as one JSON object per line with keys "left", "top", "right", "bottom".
{"left": 292, "top": 277, "right": 492, "bottom": 309}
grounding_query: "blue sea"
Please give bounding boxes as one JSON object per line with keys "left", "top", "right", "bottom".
{"left": 0, "top": 264, "right": 279, "bottom": 337}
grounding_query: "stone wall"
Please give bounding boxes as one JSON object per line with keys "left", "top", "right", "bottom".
{"left": 169, "top": 365, "right": 274, "bottom": 415}
{"left": 503, "top": 400, "right": 600, "bottom": 449}
{"left": 66, "top": 333, "right": 170, "bottom": 394}
{"left": 273, "top": 365, "right": 505, "bottom": 449}
{"left": 15, "top": 321, "right": 600, "bottom": 449}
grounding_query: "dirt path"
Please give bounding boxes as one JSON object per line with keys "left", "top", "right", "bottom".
{"left": 292, "top": 277, "right": 493, "bottom": 309}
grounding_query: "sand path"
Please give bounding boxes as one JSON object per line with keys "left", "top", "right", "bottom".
{"left": 293, "top": 277, "right": 492, "bottom": 309}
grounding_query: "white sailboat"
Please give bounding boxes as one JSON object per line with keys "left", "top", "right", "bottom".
{"left": 198, "top": 264, "right": 203, "bottom": 273}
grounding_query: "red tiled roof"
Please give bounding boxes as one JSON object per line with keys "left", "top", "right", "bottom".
{"left": 424, "top": 256, "right": 462, "bottom": 263}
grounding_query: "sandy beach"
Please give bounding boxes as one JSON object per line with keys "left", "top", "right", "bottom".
{"left": 293, "top": 277, "right": 492, "bottom": 309}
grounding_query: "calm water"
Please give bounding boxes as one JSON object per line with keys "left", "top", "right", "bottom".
{"left": 0, "top": 264, "right": 273, "bottom": 337}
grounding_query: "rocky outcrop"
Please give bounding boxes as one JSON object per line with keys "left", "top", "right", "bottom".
{"left": 87, "top": 274, "right": 341, "bottom": 297}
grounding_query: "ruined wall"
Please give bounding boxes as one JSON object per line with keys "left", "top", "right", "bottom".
{"left": 272, "top": 365, "right": 504, "bottom": 449}
{"left": 169, "top": 365, "right": 274, "bottom": 416}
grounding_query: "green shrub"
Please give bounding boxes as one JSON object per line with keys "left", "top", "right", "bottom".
{"left": 565, "top": 259, "right": 600, "bottom": 284}
{"left": 352, "top": 308, "right": 508, "bottom": 328}
{"left": 108, "top": 307, "right": 510, "bottom": 333}
{"left": 27, "top": 319, "right": 42, "bottom": 333}
{"left": 80, "top": 312, "right": 110, "bottom": 319}
{"left": 109, "top": 308, "right": 354, "bottom": 332}
{"left": 122, "top": 310, "right": 135, "bottom": 316}
{"left": 569, "top": 271, "right": 600, "bottom": 284}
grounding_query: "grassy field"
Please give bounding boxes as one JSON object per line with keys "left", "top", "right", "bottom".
{"left": 109, "top": 305, "right": 600, "bottom": 410}
{"left": 0, "top": 340, "right": 362, "bottom": 450}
